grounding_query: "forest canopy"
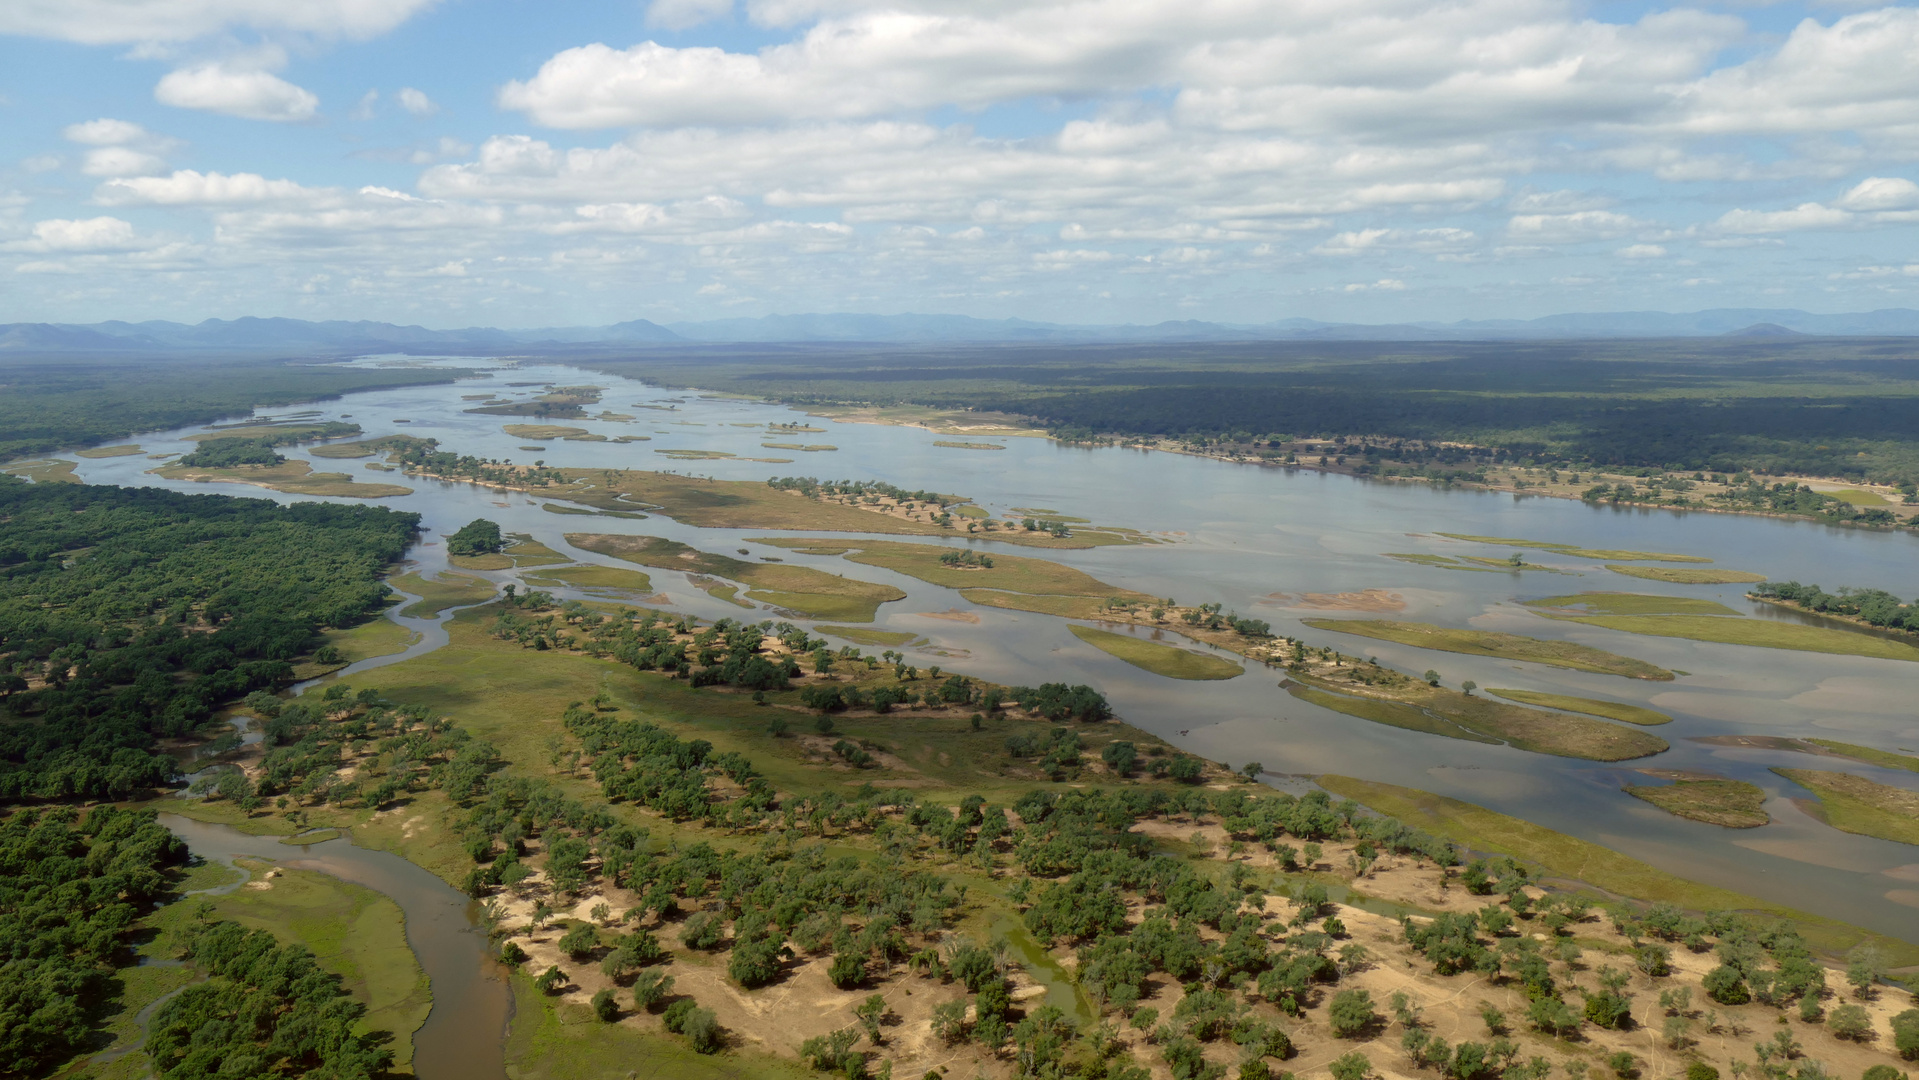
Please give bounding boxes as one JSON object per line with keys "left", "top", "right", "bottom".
{"left": 0, "top": 477, "right": 418, "bottom": 801}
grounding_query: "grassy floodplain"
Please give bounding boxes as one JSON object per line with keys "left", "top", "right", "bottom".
{"left": 811, "top": 625, "right": 921, "bottom": 647}
{"left": 74, "top": 443, "right": 143, "bottom": 458}
{"left": 1805, "top": 738, "right": 1919, "bottom": 773}
{"left": 1623, "top": 775, "right": 1770, "bottom": 828}
{"left": 449, "top": 535, "right": 571, "bottom": 570}
{"left": 521, "top": 564, "right": 657, "bottom": 594}
{"left": 1485, "top": 688, "right": 1672, "bottom": 726}
{"left": 1286, "top": 661, "right": 1668, "bottom": 760}
{"left": 1384, "top": 552, "right": 1509, "bottom": 573}
{"left": 1606, "top": 565, "right": 1769, "bottom": 584}
{"left": 1774, "top": 769, "right": 1919, "bottom": 845}
{"left": 1435, "top": 533, "right": 1712, "bottom": 563}
{"left": 757, "top": 537, "right": 1158, "bottom": 619}
{"left": 154, "top": 458, "right": 413, "bottom": 498}
{"left": 1317, "top": 776, "right": 1914, "bottom": 961}
{"left": 1300, "top": 618, "right": 1674, "bottom": 679}
{"left": 1523, "top": 592, "right": 1740, "bottom": 616}
{"left": 568, "top": 533, "right": 906, "bottom": 620}
{"left": 392, "top": 570, "right": 497, "bottom": 617}
{"left": 1537, "top": 611, "right": 1919, "bottom": 662}
{"left": 502, "top": 424, "right": 590, "bottom": 439}
{"left": 1069, "top": 624, "right": 1244, "bottom": 680}
{"left": 1, "top": 458, "right": 80, "bottom": 483}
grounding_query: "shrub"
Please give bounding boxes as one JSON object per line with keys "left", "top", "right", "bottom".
{"left": 1584, "top": 991, "right": 1631, "bottom": 1030}
{"left": 829, "top": 950, "right": 865, "bottom": 989}
{"left": 1329, "top": 989, "right": 1378, "bottom": 1038}
{"left": 559, "top": 922, "right": 598, "bottom": 960}
{"left": 1830, "top": 1003, "right": 1873, "bottom": 1041}
{"left": 679, "top": 911, "right": 724, "bottom": 950}
{"left": 1609, "top": 1052, "right": 1638, "bottom": 1079}
{"left": 632, "top": 968, "right": 674, "bottom": 1011}
{"left": 1861, "top": 1067, "right": 1907, "bottom": 1080}
{"left": 1703, "top": 965, "right": 1750, "bottom": 1005}
{"left": 662, "top": 997, "right": 697, "bottom": 1034}
{"left": 1330, "top": 1051, "right": 1372, "bottom": 1080}
{"left": 500, "top": 940, "right": 528, "bottom": 965}
{"left": 534, "top": 965, "right": 565, "bottom": 994}
{"left": 591, "top": 988, "right": 619, "bottom": 1022}
{"left": 1685, "top": 1064, "right": 1719, "bottom": 1080}
{"left": 1896, "top": 1009, "right": 1919, "bottom": 1060}
{"left": 683, "top": 1007, "right": 721, "bottom": 1054}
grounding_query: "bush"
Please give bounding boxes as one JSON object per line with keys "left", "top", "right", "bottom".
{"left": 1329, "top": 989, "right": 1378, "bottom": 1038}
{"left": 829, "top": 951, "right": 865, "bottom": 989}
{"left": 500, "top": 941, "right": 528, "bottom": 965}
{"left": 1685, "top": 1064, "right": 1719, "bottom": 1080}
{"left": 447, "top": 518, "right": 505, "bottom": 556}
{"left": 1330, "top": 1051, "right": 1372, "bottom": 1080}
{"left": 1896, "top": 1009, "right": 1919, "bottom": 1060}
{"left": 662, "top": 997, "right": 697, "bottom": 1033}
{"left": 1703, "top": 965, "right": 1751, "bottom": 1005}
{"left": 1609, "top": 1052, "right": 1638, "bottom": 1079}
{"left": 559, "top": 922, "right": 598, "bottom": 960}
{"left": 1862, "top": 1067, "right": 1907, "bottom": 1080}
{"left": 1830, "top": 1003, "right": 1873, "bottom": 1041}
{"left": 632, "top": 968, "right": 674, "bottom": 1011}
{"left": 591, "top": 988, "right": 619, "bottom": 1022}
{"left": 1584, "top": 991, "right": 1631, "bottom": 1030}
{"left": 679, "top": 910, "right": 724, "bottom": 950}
{"left": 683, "top": 1007, "right": 721, "bottom": 1054}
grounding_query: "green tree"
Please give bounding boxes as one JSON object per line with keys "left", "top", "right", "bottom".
{"left": 1329, "top": 989, "right": 1378, "bottom": 1038}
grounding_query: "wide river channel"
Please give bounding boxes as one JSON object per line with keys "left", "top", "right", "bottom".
{"left": 50, "top": 355, "right": 1919, "bottom": 1071}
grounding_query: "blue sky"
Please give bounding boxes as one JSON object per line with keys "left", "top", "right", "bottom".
{"left": 5, "top": 0, "right": 1919, "bottom": 328}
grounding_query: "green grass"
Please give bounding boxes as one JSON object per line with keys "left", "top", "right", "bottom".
{"left": 1604, "top": 565, "right": 1769, "bottom": 584}
{"left": 934, "top": 440, "right": 1005, "bottom": 449}
{"left": 75, "top": 444, "right": 143, "bottom": 458}
{"left": 291, "top": 614, "right": 420, "bottom": 679}
{"left": 1829, "top": 489, "right": 1891, "bottom": 507}
{"left": 502, "top": 974, "right": 814, "bottom": 1080}
{"left": 1070, "top": 625, "right": 1243, "bottom": 680}
{"left": 1301, "top": 618, "right": 1674, "bottom": 679}
{"left": 1523, "top": 592, "right": 1741, "bottom": 616}
{"left": 393, "top": 571, "right": 497, "bottom": 618}
{"left": 1485, "top": 689, "right": 1671, "bottom": 726}
{"left": 2, "top": 459, "right": 82, "bottom": 483}
{"left": 566, "top": 534, "right": 906, "bottom": 621}
{"left": 1287, "top": 673, "right": 1668, "bottom": 760}
{"left": 540, "top": 503, "right": 599, "bottom": 515}
{"left": 451, "top": 536, "right": 574, "bottom": 571}
{"left": 960, "top": 590, "right": 1134, "bottom": 619}
{"left": 1317, "top": 775, "right": 1919, "bottom": 963}
{"left": 1774, "top": 769, "right": 1919, "bottom": 846}
{"left": 1435, "top": 533, "right": 1711, "bottom": 563}
{"left": 1805, "top": 738, "right": 1919, "bottom": 773}
{"left": 756, "top": 539, "right": 1156, "bottom": 618}
{"left": 154, "top": 459, "right": 413, "bottom": 499}
{"left": 522, "top": 564, "right": 656, "bottom": 594}
{"left": 1383, "top": 553, "right": 1508, "bottom": 573}
{"left": 1539, "top": 613, "right": 1919, "bottom": 662}
{"left": 502, "top": 425, "right": 589, "bottom": 439}
{"left": 1624, "top": 778, "right": 1769, "bottom": 828}
{"left": 813, "top": 625, "right": 921, "bottom": 647}
{"left": 655, "top": 449, "right": 737, "bottom": 459}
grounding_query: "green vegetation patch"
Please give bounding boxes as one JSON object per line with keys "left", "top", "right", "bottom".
{"left": 154, "top": 458, "right": 413, "bottom": 499}
{"left": 1774, "top": 768, "right": 1919, "bottom": 846}
{"left": 567, "top": 533, "right": 906, "bottom": 621}
{"left": 655, "top": 449, "right": 737, "bottom": 460}
{"left": 1383, "top": 552, "right": 1507, "bottom": 573}
{"left": 1288, "top": 674, "right": 1667, "bottom": 760}
{"left": 1317, "top": 776, "right": 1917, "bottom": 962}
{"left": 1829, "top": 488, "right": 1891, "bottom": 507}
{"left": 1624, "top": 776, "right": 1769, "bottom": 828}
{"left": 541, "top": 503, "right": 599, "bottom": 515}
{"left": 1606, "top": 565, "right": 1769, "bottom": 584}
{"left": 1804, "top": 738, "right": 1919, "bottom": 773}
{"left": 502, "top": 424, "right": 589, "bottom": 439}
{"left": 1485, "top": 688, "right": 1671, "bottom": 726}
{"left": 393, "top": 571, "right": 496, "bottom": 618}
{"left": 934, "top": 440, "right": 1005, "bottom": 450}
{"left": 1069, "top": 625, "right": 1243, "bottom": 680}
{"left": 813, "top": 625, "right": 920, "bottom": 647}
{"left": 75, "top": 444, "right": 143, "bottom": 458}
{"left": 1436, "top": 533, "right": 1711, "bottom": 563}
{"left": 502, "top": 973, "right": 814, "bottom": 1080}
{"left": 1, "top": 458, "right": 80, "bottom": 483}
{"left": 757, "top": 538, "right": 1154, "bottom": 610}
{"left": 1523, "top": 592, "right": 1741, "bottom": 616}
{"left": 1540, "top": 612, "right": 1919, "bottom": 662}
{"left": 1300, "top": 618, "right": 1674, "bottom": 679}
{"left": 521, "top": 564, "right": 655, "bottom": 594}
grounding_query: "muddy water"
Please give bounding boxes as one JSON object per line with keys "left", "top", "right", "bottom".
{"left": 156, "top": 814, "right": 510, "bottom": 1080}
{"left": 56, "top": 356, "right": 1919, "bottom": 949}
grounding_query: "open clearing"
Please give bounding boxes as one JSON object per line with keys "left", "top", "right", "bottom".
{"left": 392, "top": 570, "right": 496, "bottom": 617}
{"left": 1774, "top": 768, "right": 1919, "bottom": 845}
{"left": 450, "top": 535, "right": 572, "bottom": 571}
{"left": 1069, "top": 625, "right": 1243, "bottom": 680}
{"left": 567, "top": 533, "right": 905, "bottom": 621}
{"left": 1606, "top": 565, "right": 1769, "bottom": 584}
{"left": 812, "top": 625, "right": 921, "bottom": 647}
{"left": 521, "top": 564, "right": 657, "bottom": 595}
{"left": 1486, "top": 688, "right": 1671, "bottom": 726}
{"left": 1624, "top": 773, "right": 1769, "bottom": 827}
{"left": 1301, "top": 618, "right": 1674, "bottom": 679}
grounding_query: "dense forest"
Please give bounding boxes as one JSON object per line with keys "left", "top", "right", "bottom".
{"left": 588, "top": 341, "right": 1919, "bottom": 483}
{"left": 0, "top": 355, "right": 468, "bottom": 460}
{"left": 0, "top": 477, "right": 418, "bottom": 800}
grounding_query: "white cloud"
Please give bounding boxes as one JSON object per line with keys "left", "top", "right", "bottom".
{"left": 156, "top": 64, "right": 320, "bottom": 122}
{"left": 1506, "top": 210, "right": 1647, "bottom": 243}
{"left": 1712, "top": 202, "right": 1852, "bottom": 234}
{"left": 80, "top": 148, "right": 169, "bottom": 177}
{"left": 94, "top": 170, "right": 325, "bottom": 206}
{"left": 6, "top": 217, "right": 141, "bottom": 252}
{"left": 351, "top": 90, "right": 380, "bottom": 120}
{"left": 1835, "top": 176, "right": 1919, "bottom": 211}
{"left": 0, "top": 0, "right": 441, "bottom": 45}
{"left": 1616, "top": 244, "right": 1666, "bottom": 259}
{"left": 397, "top": 87, "right": 438, "bottom": 116}
{"left": 1341, "top": 278, "right": 1406, "bottom": 292}
{"left": 648, "top": 0, "right": 734, "bottom": 30}
{"left": 63, "top": 118, "right": 156, "bottom": 146}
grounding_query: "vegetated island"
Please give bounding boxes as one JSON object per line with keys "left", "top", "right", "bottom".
{"left": 391, "top": 570, "right": 497, "bottom": 618}
{"left": 445, "top": 521, "right": 572, "bottom": 570}
{"left": 1749, "top": 580, "right": 1919, "bottom": 639}
{"left": 1485, "top": 689, "right": 1671, "bottom": 726}
{"left": 1300, "top": 619, "right": 1675, "bottom": 680}
{"left": 1524, "top": 591, "right": 1919, "bottom": 663}
{"left": 1607, "top": 565, "right": 1768, "bottom": 584}
{"left": 1069, "top": 624, "right": 1244, "bottom": 680}
{"left": 1773, "top": 768, "right": 1919, "bottom": 846}
{"left": 752, "top": 537, "right": 1159, "bottom": 619}
{"left": 1623, "top": 772, "right": 1770, "bottom": 828}
{"left": 153, "top": 427, "right": 413, "bottom": 498}
{"left": 1282, "top": 652, "right": 1668, "bottom": 761}
{"left": 567, "top": 533, "right": 907, "bottom": 621}
{"left": 1435, "top": 534, "right": 1713, "bottom": 563}
{"left": 74, "top": 443, "right": 144, "bottom": 458}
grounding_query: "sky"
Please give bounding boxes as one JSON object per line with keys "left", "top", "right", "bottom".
{"left": 5, "top": 0, "right": 1919, "bottom": 328}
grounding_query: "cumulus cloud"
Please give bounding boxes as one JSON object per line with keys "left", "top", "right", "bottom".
{"left": 94, "top": 170, "right": 325, "bottom": 206}
{"left": 156, "top": 64, "right": 320, "bottom": 122}
{"left": 1506, "top": 210, "right": 1648, "bottom": 243}
{"left": 1712, "top": 202, "right": 1852, "bottom": 234}
{"left": 648, "top": 0, "right": 734, "bottom": 30}
{"left": 1836, "top": 176, "right": 1919, "bottom": 211}
{"left": 397, "top": 87, "right": 438, "bottom": 116}
{"left": 0, "top": 0, "right": 441, "bottom": 45}
{"left": 6, "top": 217, "right": 142, "bottom": 252}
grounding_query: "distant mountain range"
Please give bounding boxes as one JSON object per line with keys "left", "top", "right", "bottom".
{"left": 8, "top": 308, "right": 1919, "bottom": 353}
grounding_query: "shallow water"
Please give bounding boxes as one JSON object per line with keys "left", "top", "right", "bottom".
{"left": 60, "top": 356, "right": 1919, "bottom": 943}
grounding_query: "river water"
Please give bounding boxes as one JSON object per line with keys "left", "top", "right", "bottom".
{"left": 58, "top": 355, "right": 1919, "bottom": 959}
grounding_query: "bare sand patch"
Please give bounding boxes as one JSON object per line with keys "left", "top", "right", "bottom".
{"left": 916, "top": 609, "right": 982, "bottom": 624}
{"left": 1261, "top": 589, "right": 1408, "bottom": 612}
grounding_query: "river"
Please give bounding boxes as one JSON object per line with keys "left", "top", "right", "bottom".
{"left": 51, "top": 353, "right": 1919, "bottom": 1065}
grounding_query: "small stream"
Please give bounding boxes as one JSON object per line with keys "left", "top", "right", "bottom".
{"left": 154, "top": 814, "right": 511, "bottom": 1080}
